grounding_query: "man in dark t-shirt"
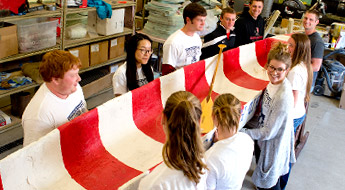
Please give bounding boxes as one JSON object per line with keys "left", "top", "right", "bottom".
{"left": 303, "top": 10, "right": 324, "bottom": 91}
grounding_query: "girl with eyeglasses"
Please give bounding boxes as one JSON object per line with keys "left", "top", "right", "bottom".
{"left": 138, "top": 91, "right": 208, "bottom": 189}
{"left": 242, "top": 42, "right": 296, "bottom": 190}
{"left": 205, "top": 93, "right": 254, "bottom": 190}
{"left": 112, "top": 33, "right": 154, "bottom": 97}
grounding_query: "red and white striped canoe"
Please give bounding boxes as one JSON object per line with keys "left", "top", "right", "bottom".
{"left": 0, "top": 35, "right": 289, "bottom": 190}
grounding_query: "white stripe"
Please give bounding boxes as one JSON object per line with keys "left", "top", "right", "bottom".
{"left": 119, "top": 171, "right": 150, "bottom": 190}
{"left": 239, "top": 43, "right": 269, "bottom": 81}
{"left": 160, "top": 68, "right": 186, "bottom": 107}
{"left": 204, "top": 54, "right": 264, "bottom": 103}
{"left": 0, "top": 130, "right": 85, "bottom": 190}
{"left": 202, "top": 35, "right": 227, "bottom": 48}
{"left": 98, "top": 93, "right": 163, "bottom": 172}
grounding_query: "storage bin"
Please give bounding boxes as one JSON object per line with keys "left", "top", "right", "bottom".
{"left": 13, "top": 18, "right": 58, "bottom": 53}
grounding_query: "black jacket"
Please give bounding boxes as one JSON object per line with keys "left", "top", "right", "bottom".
{"left": 201, "top": 24, "right": 235, "bottom": 60}
{"left": 234, "top": 11, "right": 265, "bottom": 47}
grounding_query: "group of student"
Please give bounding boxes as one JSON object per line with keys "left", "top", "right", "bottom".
{"left": 135, "top": 34, "right": 313, "bottom": 189}
{"left": 111, "top": 1, "right": 324, "bottom": 98}
{"left": 20, "top": 0, "right": 324, "bottom": 189}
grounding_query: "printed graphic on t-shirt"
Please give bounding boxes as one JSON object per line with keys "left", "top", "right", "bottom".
{"left": 138, "top": 78, "right": 149, "bottom": 87}
{"left": 258, "top": 90, "right": 272, "bottom": 128}
{"left": 67, "top": 100, "right": 87, "bottom": 121}
{"left": 250, "top": 27, "right": 263, "bottom": 41}
{"left": 185, "top": 46, "right": 200, "bottom": 64}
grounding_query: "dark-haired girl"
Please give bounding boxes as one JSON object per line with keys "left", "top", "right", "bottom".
{"left": 112, "top": 33, "right": 154, "bottom": 96}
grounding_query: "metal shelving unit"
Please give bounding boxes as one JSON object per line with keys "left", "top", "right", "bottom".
{"left": 63, "top": 28, "right": 132, "bottom": 49}
{"left": 0, "top": 8, "right": 62, "bottom": 23}
{"left": 0, "top": 0, "right": 136, "bottom": 146}
{"left": 0, "top": 45, "right": 61, "bottom": 64}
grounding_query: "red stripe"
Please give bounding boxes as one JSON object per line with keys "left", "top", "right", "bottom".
{"left": 223, "top": 46, "right": 269, "bottom": 90}
{"left": 59, "top": 109, "right": 142, "bottom": 190}
{"left": 184, "top": 59, "right": 248, "bottom": 106}
{"left": 184, "top": 60, "right": 219, "bottom": 101}
{"left": 149, "top": 162, "right": 163, "bottom": 172}
{"left": 255, "top": 39, "right": 274, "bottom": 67}
{"left": 132, "top": 79, "right": 165, "bottom": 143}
{"left": 0, "top": 172, "right": 3, "bottom": 190}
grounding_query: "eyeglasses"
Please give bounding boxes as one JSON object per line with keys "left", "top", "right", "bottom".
{"left": 137, "top": 49, "right": 153, "bottom": 55}
{"left": 267, "top": 65, "right": 286, "bottom": 73}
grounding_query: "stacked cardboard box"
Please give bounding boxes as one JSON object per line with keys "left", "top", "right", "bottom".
{"left": 0, "top": 22, "right": 18, "bottom": 59}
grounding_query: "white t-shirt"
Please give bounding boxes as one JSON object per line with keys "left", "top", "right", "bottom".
{"left": 22, "top": 83, "right": 87, "bottom": 146}
{"left": 163, "top": 29, "right": 202, "bottom": 69}
{"left": 138, "top": 162, "right": 207, "bottom": 190}
{"left": 287, "top": 62, "right": 307, "bottom": 119}
{"left": 205, "top": 132, "right": 254, "bottom": 190}
{"left": 112, "top": 62, "right": 150, "bottom": 95}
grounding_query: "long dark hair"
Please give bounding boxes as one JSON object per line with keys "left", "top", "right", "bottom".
{"left": 125, "top": 33, "right": 154, "bottom": 91}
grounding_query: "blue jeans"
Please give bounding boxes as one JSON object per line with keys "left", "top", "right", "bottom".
{"left": 311, "top": 71, "right": 318, "bottom": 93}
{"left": 294, "top": 114, "right": 306, "bottom": 133}
{"left": 280, "top": 163, "right": 292, "bottom": 190}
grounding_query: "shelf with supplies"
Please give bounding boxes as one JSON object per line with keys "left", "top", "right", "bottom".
{"left": 63, "top": 27, "right": 132, "bottom": 49}
{"left": 79, "top": 54, "right": 126, "bottom": 74}
{"left": 0, "top": 83, "right": 40, "bottom": 100}
{"left": 0, "top": 0, "right": 136, "bottom": 148}
{"left": 0, "top": 106, "right": 21, "bottom": 135}
{"left": 0, "top": 54, "right": 126, "bottom": 99}
{"left": 0, "top": 44, "right": 61, "bottom": 64}
{"left": 65, "top": 1, "right": 136, "bottom": 14}
{"left": 0, "top": 8, "right": 62, "bottom": 23}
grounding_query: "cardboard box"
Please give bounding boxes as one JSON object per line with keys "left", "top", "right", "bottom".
{"left": 109, "top": 36, "right": 125, "bottom": 59}
{"left": 68, "top": 45, "right": 90, "bottom": 69}
{"left": 0, "top": 22, "right": 18, "bottom": 59}
{"left": 82, "top": 73, "right": 114, "bottom": 99}
{"left": 88, "top": 9, "right": 125, "bottom": 36}
{"left": 90, "top": 41, "right": 108, "bottom": 66}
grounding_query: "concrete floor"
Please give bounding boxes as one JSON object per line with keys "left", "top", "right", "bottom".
{"left": 242, "top": 94, "right": 345, "bottom": 190}
{"left": 1, "top": 92, "right": 345, "bottom": 189}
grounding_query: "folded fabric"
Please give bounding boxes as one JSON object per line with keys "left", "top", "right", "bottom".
{"left": 88, "top": 0, "right": 112, "bottom": 19}
{"left": 21, "top": 62, "right": 43, "bottom": 83}
{"left": 0, "top": 73, "right": 32, "bottom": 90}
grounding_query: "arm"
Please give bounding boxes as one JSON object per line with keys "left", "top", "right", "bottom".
{"left": 112, "top": 67, "right": 128, "bottom": 96}
{"left": 310, "top": 39, "right": 324, "bottom": 72}
{"left": 292, "top": 90, "right": 299, "bottom": 108}
{"left": 311, "top": 58, "right": 323, "bottom": 72}
{"left": 162, "top": 41, "right": 179, "bottom": 75}
{"left": 234, "top": 21, "right": 246, "bottom": 47}
{"left": 161, "top": 64, "right": 176, "bottom": 76}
